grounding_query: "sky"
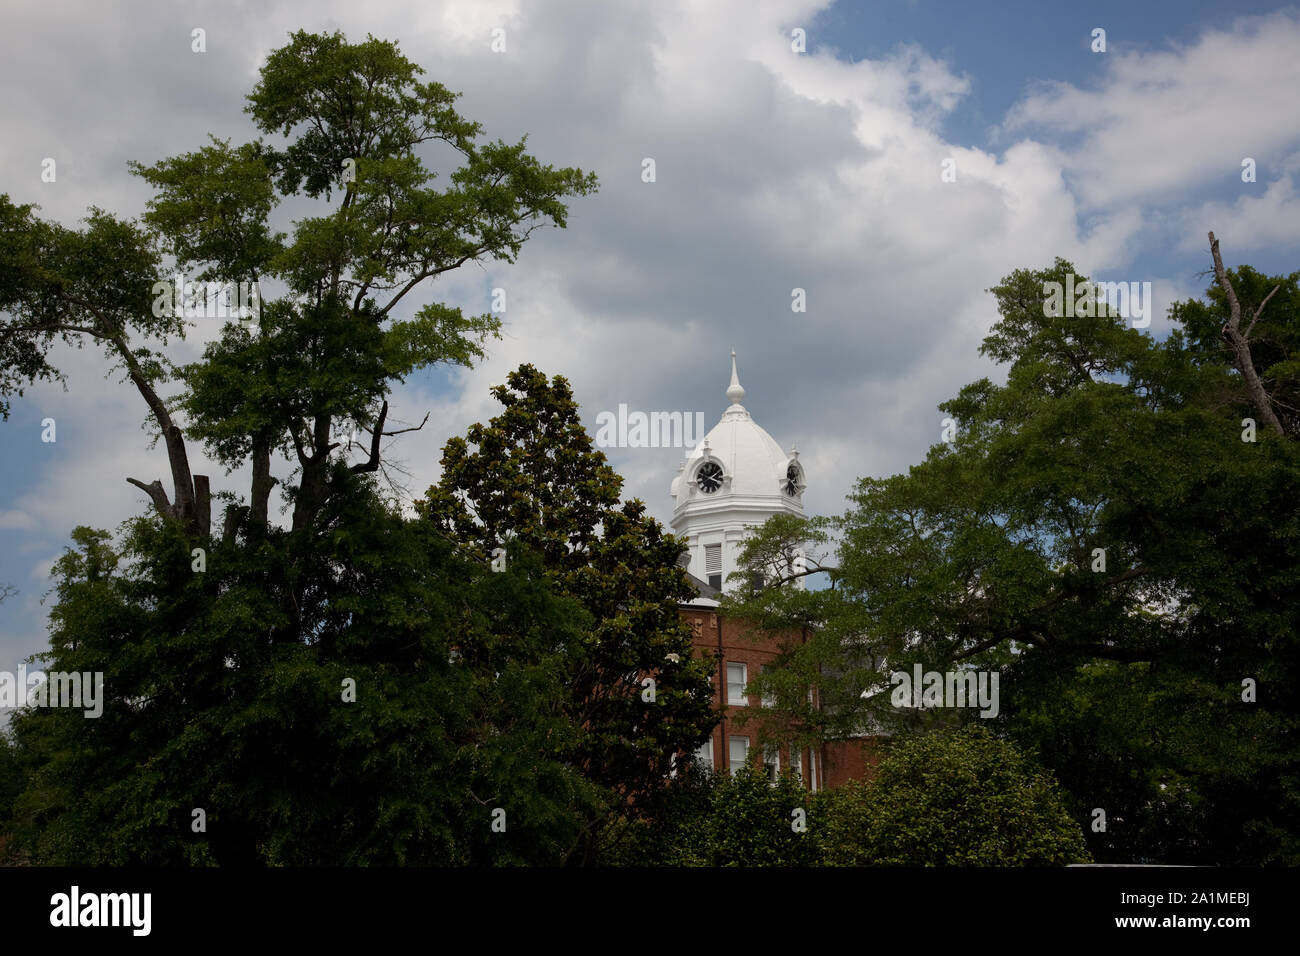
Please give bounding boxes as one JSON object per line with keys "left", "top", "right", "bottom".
{"left": 3, "top": 0, "right": 1300, "bottom": 688}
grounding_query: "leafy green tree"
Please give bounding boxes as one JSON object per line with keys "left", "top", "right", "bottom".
{"left": 6, "top": 499, "right": 612, "bottom": 865}
{"left": 819, "top": 726, "right": 1089, "bottom": 866}
{"left": 599, "top": 760, "right": 821, "bottom": 867}
{"left": 419, "top": 365, "right": 719, "bottom": 861}
{"left": 1, "top": 28, "right": 595, "bottom": 552}
{"left": 0, "top": 732, "right": 22, "bottom": 863}
{"left": 1, "top": 31, "right": 605, "bottom": 866}
{"left": 730, "top": 247, "right": 1300, "bottom": 864}
{"left": 595, "top": 763, "right": 719, "bottom": 867}
{"left": 704, "top": 761, "right": 821, "bottom": 866}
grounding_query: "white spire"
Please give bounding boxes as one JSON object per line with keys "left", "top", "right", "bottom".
{"left": 726, "top": 350, "right": 745, "bottom": 405}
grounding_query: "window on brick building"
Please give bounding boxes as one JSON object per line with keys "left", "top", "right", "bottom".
{"left": 727, "top": 662, "right": 747, "bottom": 705}
{"left": 728, "top": 736, "right": 749, "bottom": 774}
{"left": 790, "top": 746, "right": 802, "bottom": 780}
{"left": 760, "top": 665, "right": 775, "bottom": 708}
{"left": 694, "top": 737, "right": 713, "bottom": 770}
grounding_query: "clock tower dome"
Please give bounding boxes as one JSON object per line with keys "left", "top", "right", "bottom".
{"left": 670, "top": 353, "right": 806, "bottom": 593}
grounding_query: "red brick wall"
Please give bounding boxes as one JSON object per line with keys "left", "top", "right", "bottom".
{"left": 679, "top": 605, "right": 881, "bottom": 790}
{"left": 820, "top": 737, "right": 883, "bottom": 789}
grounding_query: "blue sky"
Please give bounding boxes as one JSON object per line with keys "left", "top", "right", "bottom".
{"left": 3, "top": 0, "right": 1300, "bottom": 705}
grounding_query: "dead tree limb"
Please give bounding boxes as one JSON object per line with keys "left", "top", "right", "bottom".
{"left": 351, "top": 400, "right": 393, "bottom": 474}
{"left": 1208, "top": 231, "right": 1286, "bottom": 436}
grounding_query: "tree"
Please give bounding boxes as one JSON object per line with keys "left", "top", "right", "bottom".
{"left": 1205, "top": 232, "right": 1292, "bottom": 436}
{"left": 705, "top": 761, "right": 821, "bottom": 866}
{"left": 7, "top": 496, "right": 620, "bottom": 865}
{"left": 0, "top": 732, "right": 22, "bottom": 864}
{"left": 1, "top": 27, "right": 596, "bottom": 554}
{"left": 598, "top": 760, "right": 822, "bottom": 867}
{"left": 595, "top": 763, "right": 718, "bottom": 867}
{"left": 1, "top": 31, "right": 605, "bottom": 866}
{"left": 729, "top": 248, "right": 1300, "bottom": 863}
{"left": 819, "top": 726, "right": 1090, "bottom": 866}
{"left": 418, "top": 364, "right": 719, "bottom": 861}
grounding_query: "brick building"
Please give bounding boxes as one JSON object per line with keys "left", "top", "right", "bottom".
{"left": 668, "top": 354, "right": 879, "bottom": 790}
{"left": 677, "top": 598, "right": 878, "bottom": 789}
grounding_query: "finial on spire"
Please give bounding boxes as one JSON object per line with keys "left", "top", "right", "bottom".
{"left": 726, "top": 350, "right": 745, "bottom": 405}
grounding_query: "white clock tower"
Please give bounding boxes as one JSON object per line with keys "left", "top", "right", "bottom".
{"left": 670, "top": 353, "right": 806, "bottom": 593}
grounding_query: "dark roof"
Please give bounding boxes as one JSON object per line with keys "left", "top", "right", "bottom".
{"left": 675, "top": 550, "right": 721, "bottom": 601}
{"left": 683, "top": 570, "right": 721, "bottom": 601}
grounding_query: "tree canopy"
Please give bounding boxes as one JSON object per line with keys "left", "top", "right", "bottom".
{"left": 0, "top": 31, "right": 627, "bottom": 867}
{"left": 729, "top": 245, "right": 1300, "bottom": 864}
{"left": 1, "top": 28, "right": 596, "bottom": 551}
{"left": 418, "top": 365, "right": 718, "bottom": 860}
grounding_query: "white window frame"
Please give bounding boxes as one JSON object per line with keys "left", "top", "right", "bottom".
{"left": 728, "top": 735, "right": 749, "bottom": 774}
{"left": 763, "top": 742, "right": 780, "bottom": 785}
{"left": 727, "top": 662, "right": 748, "bottom": 706}
{"left": 694, "top": 737, "right": 714, "bottom": 770}
{"left": 760, "top": 665, "right": 775, "bottom": 708}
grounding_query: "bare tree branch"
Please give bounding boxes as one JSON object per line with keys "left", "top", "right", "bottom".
{"left": 1244, "top": 283, "right": 1281, "bottom": 340}
{"left": 1209, "top": 232, "right": 1286, "bottom": 436}
{"left": 38, "top": 290, "right": 206, "bottom": 529}
{"left": 126, "top": 477, "right": 175, "bottom": 518}
{"left": 350, "top": 399, "right": 389, "bottom": 473}
{"left": 382, "top": 411, "right": 429, "bottom": 436}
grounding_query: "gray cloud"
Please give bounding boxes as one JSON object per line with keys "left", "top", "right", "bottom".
{"left": 2, "top": 0, "right": 1298, "bottom": 683}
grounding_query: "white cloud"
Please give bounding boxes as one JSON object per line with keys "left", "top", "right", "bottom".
{"left": 1177, "top": 151, "right": 1300, "bottom": 254}
{"left": 1004, "top": 10, "right": 1300, "bottom": 216}
{"left": 2, "top": 0, "right": 1298, "bottom": 674}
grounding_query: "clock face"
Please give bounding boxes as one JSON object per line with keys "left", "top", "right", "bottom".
{"left": 696, "top": 461, "right": 723, "bottom": 494}
{"left": 784, "top": 463, "right": 800, "bottom": 496}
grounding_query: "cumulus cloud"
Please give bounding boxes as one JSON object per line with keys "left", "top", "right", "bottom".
{"left": 1177, "top": 151, "right": 1300, "bottom": 254}
{"left": 1003, "top": 10, "right": 1300, "bottom": 214}
{"left": 2, "top": 0, "right": 1298, "bottom": 674}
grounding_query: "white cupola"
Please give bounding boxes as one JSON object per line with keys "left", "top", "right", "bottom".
{"left": 670, "top": 352, "right": 805, "bottom": 594}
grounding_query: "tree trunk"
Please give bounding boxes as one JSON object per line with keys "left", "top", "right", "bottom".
{"left": 249, "top": 435, "right": 275, "bottom": 537}
{"left": 291, "top": 414, "right": 333, "bottom": 533}
{"left": 194, "top": 474, "right": 211, "bottom": 537}
{"left": 1209, "top": 232, "right": 1286, "bottom": 437}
